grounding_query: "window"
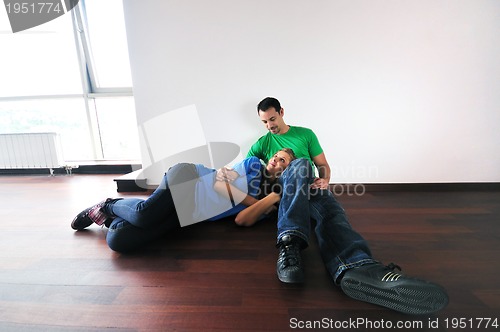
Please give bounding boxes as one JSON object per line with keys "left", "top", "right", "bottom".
{"left": 0, "top": 0, "right": 140, "bottom": 162}
{"left": 91, "top": 97, "right": 140, "bottom": 160}
{"left": 78, "top": 0, "right": 133, "bottom": 90}
{"left": 0, "top": 98, "right": 93, "bottom": 160}
{"left": 0, "top": 12, "right": 82, "bottom": 97}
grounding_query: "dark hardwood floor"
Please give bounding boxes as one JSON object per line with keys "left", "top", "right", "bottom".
{"left": 0, "top": 174, "right": 499, "bottom": 331}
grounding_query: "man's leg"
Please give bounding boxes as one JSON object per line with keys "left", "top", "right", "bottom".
{"left": 309, "top": 189, "right": 448, "bottom": 315}
{"left": 275, "top": 160, "right": 376, "bottom": 284}
{"left": 309, "top": 189, "right": 375, "bottom": 283}
{"left": 275, "top": 158, "right": 313, "bottom": 283}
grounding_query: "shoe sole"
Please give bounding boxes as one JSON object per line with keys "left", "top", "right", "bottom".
{"left": 277, "top": 273, "right": 305, "bottom": 284}
{"left": 341, "top": 277, "right": 449, "bottom": 315}
{"left": 71, "top": 209, "right": 93, "bottom": 230}
{"left": 71, "top": 218, "right": 93, "bottom": 230}
{"left": 277, "top": 266, "right": 305, "bottom": 284}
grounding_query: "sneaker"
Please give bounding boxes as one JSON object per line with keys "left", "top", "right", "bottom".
{"left": 276, "top": 235, "right": 305, "bottom": 283}
{"left": 71, "top": 199, "right": 114, "bottom": 230}
{"left": 341, "top": 263, "right": 449, "bottom": 315}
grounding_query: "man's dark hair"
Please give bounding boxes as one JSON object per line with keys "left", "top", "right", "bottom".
{"left": 257, "top": 97, "right": 282, "bottom": 114}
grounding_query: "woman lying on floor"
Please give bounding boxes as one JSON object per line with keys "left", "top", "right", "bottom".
{"left": 71, "top": 148, "right": 296, "bottom": 252}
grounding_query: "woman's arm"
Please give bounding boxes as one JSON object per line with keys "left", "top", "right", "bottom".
{"left": 213, "top": 180, "right": 281, "bottom": 227}
{"left": 234, "top": 192, "right": 281, "bottom": 227}
{"left": 213, "top": 180, "right": 259, "bottom": 207}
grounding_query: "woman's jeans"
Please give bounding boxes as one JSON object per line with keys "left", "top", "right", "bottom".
{"left": 104, "top": 163, "right": 198, "bottom": 253}
{"left": 277, "top": 159, "right": 376, "bottom": 284}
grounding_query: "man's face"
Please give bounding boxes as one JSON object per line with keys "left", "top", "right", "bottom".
{"left": 258, "top": 107, "right": 286, "bottom": 134}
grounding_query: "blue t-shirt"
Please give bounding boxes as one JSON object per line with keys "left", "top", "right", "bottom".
{"left": 193, "top": 156, "right": 263, "bottom": 221}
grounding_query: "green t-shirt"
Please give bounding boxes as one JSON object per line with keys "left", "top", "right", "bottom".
{"left": 247, "top": 126, "right": 324, "bottom": 167}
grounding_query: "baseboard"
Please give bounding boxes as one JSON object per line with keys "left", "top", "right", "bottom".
{"left": 331, "top": 182, "right": 500, "bottom": 192}
{"left": 112, "top": 169, "right": 500, "bottom": 193}
{"left": 0, "top": 164, "right": 141, "bottom": 176}
{"left": 114, "top": 170, "right": 150, "bottom": 192}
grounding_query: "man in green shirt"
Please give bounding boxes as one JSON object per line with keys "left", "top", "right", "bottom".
{"left": 247, "top": 98, "right": 330, "bottom": 190}
{"left": 219, "top": 97, "right": 448, "bottom": 315}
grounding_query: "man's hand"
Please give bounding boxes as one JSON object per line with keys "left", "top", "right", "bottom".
{"left": 216, "top": 167, "right": 239, "bottom": 182}
{"left": 310, "top": 177, "right": 329, "bottom": 190}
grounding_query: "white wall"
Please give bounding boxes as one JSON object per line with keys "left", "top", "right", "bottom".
{"left": 123, "top": 0, "right": 500, "bottom": 184}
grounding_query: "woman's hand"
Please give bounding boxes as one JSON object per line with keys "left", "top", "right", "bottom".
{"left": 216, "top": 167, "right": 239, "bottom": 182}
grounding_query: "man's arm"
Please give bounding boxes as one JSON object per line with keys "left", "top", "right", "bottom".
{"left": 311, "top": 152, "right": 331, "bottom": 189}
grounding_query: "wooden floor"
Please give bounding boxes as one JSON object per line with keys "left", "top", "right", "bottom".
{"left": 0, "top": 174, "right": 499, "bottom": 331}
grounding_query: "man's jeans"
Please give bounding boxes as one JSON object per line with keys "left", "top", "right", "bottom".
{"left": 104, "top": 163, "right": 198, "bottom": 252}
{"left": 277, "top": 159, "right": 376, "bottom": 284}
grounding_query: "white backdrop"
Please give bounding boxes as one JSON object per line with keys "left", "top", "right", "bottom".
{"left": 123, "top": 0, "right": 500, "bottom": 184}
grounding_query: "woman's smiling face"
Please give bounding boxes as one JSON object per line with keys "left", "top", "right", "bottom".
{"left": 266, "top": 150, "right": 294, "bottom": 177}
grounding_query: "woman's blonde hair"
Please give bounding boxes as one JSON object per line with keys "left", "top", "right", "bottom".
{"left": 279, "top": 148, "right": 297, "bottom": 162}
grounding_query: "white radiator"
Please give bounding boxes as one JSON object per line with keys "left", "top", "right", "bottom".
{"left": 0, "top": 132, "right": 64, "bottom": 174}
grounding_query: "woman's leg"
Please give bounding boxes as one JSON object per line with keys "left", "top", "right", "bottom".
{"left": 103, "top": 163, "right": 199, "bottom": 252}
{"left": 106, "top": 213, "right": 179, "bottom": 253}
{"left": 104, "top": 163, "right": 199, "bottom": 229}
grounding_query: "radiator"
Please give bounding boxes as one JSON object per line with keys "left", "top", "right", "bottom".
{"left": 0, "top": 132, "right": 64, "bottom": 174}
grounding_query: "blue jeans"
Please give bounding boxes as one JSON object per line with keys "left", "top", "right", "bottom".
{"left": 104, "top": 163, "right": 198, "bottom": 252}
{"left": 277, "top": 159, "right": 376, "bottom": 284}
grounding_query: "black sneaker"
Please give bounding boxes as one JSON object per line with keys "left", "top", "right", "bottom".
{"left": 71, "top": 199, "right": 114, "bottom": 230}
{"left": 276, "top": 235, "right": 305, "bottom": 283}
{"left": 341, "top": 263, "right": 448, "bottom": 315}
